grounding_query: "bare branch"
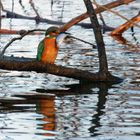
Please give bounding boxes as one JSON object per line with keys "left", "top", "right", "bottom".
{"left": 83, "top": 0, "right": 108, "bottom": 73}
{"left": 60, "top": 0, "right": 135, "bottom": 32}
{"left": 0, "top": 56, "right": 121, "bottom": 82}
{"left": 29, "top": 0, "right": 40, "bottom": 18}
{"left": 93, "top": 0, "right": 106, "bottom": 26}
{"left": 0, "top": 29, "right": 46, "bottom": 57}
{"left": 0, "top": 0, "right": 4, "bottom": 11}
{"left": 94, "top": 1, "right": 140, "bottom": 29}
{"left": 111, "top": 12, "right": 140, "bottom": 35}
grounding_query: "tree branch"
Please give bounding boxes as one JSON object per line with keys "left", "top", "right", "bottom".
{"left": 0, "top": 56, "right": 121, "bottom": 82}
{"left": 0, "top": 29, "right": 45, "bottom": 57}
{"left": 83, "top": 0, "right": 108, "bottom": 73}
{"left": 60, "top": 0, "right": 134, "bottom": 32}
{"left": 110, "top": 12, "right": 140, "bottom": 35}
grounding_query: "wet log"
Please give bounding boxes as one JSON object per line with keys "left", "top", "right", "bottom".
{"left": 0, "top": 56, "right": 121, "bottom": 82}
{"left": 111, "top": 12, "right": 140, "bottom": 35}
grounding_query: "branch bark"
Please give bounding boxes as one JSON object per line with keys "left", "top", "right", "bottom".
{"left": 110, "top": 12, "right": 140, "bottom": 35}
{"left": 0, "top": 56, "right": 121, "bottom": 82}
{"left": 83, "top": 0, "right": 108, "bottom": 74}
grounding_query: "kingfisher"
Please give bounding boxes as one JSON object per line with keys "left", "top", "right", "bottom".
{"left": 37, "top": 26, "right": 66, "bottom": 64}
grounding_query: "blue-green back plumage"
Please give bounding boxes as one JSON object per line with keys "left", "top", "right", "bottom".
{"left": 36, "top": 39, "right": 44, "bottom": 61}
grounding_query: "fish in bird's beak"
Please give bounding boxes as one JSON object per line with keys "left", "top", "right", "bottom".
{"left": 56, "top": 32, "right": 72, "bottom": 45}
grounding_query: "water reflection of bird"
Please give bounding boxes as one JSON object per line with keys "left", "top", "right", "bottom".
{"left": 36, "top": 26, "right": 67, "bottom": 64}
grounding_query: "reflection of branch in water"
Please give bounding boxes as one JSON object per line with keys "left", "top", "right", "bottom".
{"left": 19, "top": 0, "right": 28, "bottom": 14}
{"left": 0, "top": 0, "right": 4, "bottom": 11}
{"left": 35, "top": 82, "right": 115, "bottom": 96}
{"left": 59, "top": 1, "right": 65, "bottom": 22}
{"left": 36, "top": 82, "right": 113, "bottom": 137}
{"left": 12, "top": 0, "right": 14, "bottom": 13}
{"left": 111, "top": 35, "right": 140, "bottom": 48}
{"left": 19, "top": 0, "right": 25, "bottom": 9}
{"left": 0, "top": 2, "right": 1, "bottom": 28}
{"left": 0, "top": 82, "right": 118, "bottom": 137}
{"left": 88, "top": 84, "right": 108, "bottom": 136}
{"left": 29, "top": 0, "right": 41, "bottom": 21}
{"left": 130, "top": 27, "right": 140, "bottom": 46}
{"left": 51, "top": 0, "right": 54, "bottom": 13}
{"left": 0, "top": 82, "right": 116, "bottom": 111}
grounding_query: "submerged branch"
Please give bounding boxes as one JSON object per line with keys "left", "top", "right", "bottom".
{"left": 2, "top": 10, "right": 114, "bottom": 31}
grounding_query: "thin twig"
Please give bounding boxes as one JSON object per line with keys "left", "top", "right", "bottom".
{"left": 0, "top": 29, "right": 46, "bottom": 57}
{"left": 19, "top": 0, "right": 27, "bottom": 14}
{"left": 0, "top": 0, "right": 1, "bottom": 28}
{"left": 0, "top": 0, "right": 4, "bottom": 11}
{"left": 60, "top": 1, "right": 65, "bottom": 22}
{"left": 93, "top": 0, "right": 106, "bottom": 33}
{"left": 12, "top": 0, "right": 14, "bottom": 13}
{"left": 93, "top": 0, "right": 106, "bottom": 26}
{"left": 29, "top": 0, "right": 41, "bottom": 19}
{"left": 69, "top": 35, "right": 96, "bottom": 48}
{"left": 51, "top": 0, "right": 54, "bottom": 12}
{"left": 19, "top": 0, "right": 24, "bottom": 8}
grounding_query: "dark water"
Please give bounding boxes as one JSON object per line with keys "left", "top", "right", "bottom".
{"left": 0, "top": 0, "right": 140, "bottom": 140}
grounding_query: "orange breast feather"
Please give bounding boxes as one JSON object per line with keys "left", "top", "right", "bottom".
{"left": 41, "top": 37, "right": 59, "bottom": 64}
